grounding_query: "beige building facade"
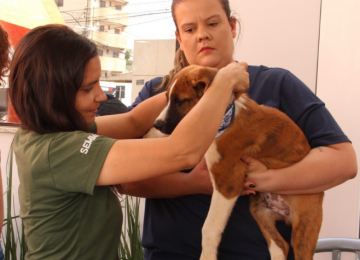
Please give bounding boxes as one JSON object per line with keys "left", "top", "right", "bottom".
{"left": 55, "top": 0, "right": 128, "bottom": 80}
{"left": 131, "top": 39, "right": 176, "bottom": 102}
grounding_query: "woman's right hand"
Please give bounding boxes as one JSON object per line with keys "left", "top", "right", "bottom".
{"left": 216, "top": 62, "right": 249, "bottom": 98}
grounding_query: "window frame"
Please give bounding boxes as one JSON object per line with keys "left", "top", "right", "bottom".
{"left": 120, "top": 86, "right": 125, "bottom": 99}
{"left": 113, "top": 51, "right": 119, "bottom": 58}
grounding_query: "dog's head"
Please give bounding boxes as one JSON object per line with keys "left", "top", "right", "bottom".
{"left": 154, "top": 65, "right": 218, "bottom": 135}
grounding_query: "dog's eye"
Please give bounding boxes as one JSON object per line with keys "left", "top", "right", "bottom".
{"left": 175, "top": 98, "right": 190, "bottom": 105}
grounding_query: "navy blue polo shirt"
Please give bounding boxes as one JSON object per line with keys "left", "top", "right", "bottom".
{"left": 129, "top": 65, "right": 350, "bottom": 260}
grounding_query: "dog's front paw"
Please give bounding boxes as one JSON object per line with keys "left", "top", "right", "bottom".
{"left": 143, "top": 127, "right": 168, "bottom": 139}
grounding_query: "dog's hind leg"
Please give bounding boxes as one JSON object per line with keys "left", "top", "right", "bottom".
{"left": 200, "top": 189, "right": 238, "bottom": 260}
{"left": 288, "top": 194, "right": 324, "bottom": 260}
{"left": 249, "top": 195, "right": 289, "bottom": 260}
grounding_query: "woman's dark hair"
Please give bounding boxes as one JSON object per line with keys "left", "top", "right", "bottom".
{"left": 8, "top": 24, "right": 98, "bottom": 134}
{"left": 0, "top": 25, "right": 10, "bottom": 87}
{"left": 157, "top": 0, "right": 238, "bottom": 90}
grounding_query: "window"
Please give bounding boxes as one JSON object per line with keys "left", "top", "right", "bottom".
{"left": 55, "top": 0, "right": 64, "bottom": 7}
{"left": 106, "top": 49, "right": 109, "bottom": 54}
{"left": 100, "top": 1, "right": 105, "bottom": 7}
{"left": 108, "top": 25, "right": 111, "bottom": 30}
{"left": 136, "top": 79, "right": 144, "bottom": 85}
{"left": 109, "top": 2, "right": 111, "bottom": 6}
{"left": 99, "top": 25, "right": 104, "bottom": 32}
{"left": 120, "top": 86, "right": 125, "bottom": 99}
{"left": 114, "top": 29, "right": 120, "bottom": 34}
{"left": 113, "top": 51, "right": 119, "bottom": 58}
{"left": 98, "top": 49, "right": 103, "bottom": 56}
{"left": 115, "top": 5, "right": 121, "bottom": 10}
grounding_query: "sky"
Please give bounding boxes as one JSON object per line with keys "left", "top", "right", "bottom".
{"left": 123, "top": 0, "right": 176, "bottom": 49}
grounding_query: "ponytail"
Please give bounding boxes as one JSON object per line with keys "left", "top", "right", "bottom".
{"left": 156, "top": 48, "right": 190, "bottom": 91}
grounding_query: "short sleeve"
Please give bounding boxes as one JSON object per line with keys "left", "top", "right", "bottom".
{"left": 279, "top": 72, "right": 350, "bottom": 147}
{"left": 128, "top": 77, "right": 164, "bottom": 111}
{"left": 48, "top": 131, "right": 116, "bottom": 194}
{"left": 247, "top": 66, "right": 350, "bottom": 148}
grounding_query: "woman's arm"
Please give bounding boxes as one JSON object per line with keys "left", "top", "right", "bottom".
{"left": 243, "top": 142, "right": 357, "bottom": 194}
{"left": 119, "top": 157, "right": 256, "bottom": 198}
{"left": 95, "top": 92, "right": 167, "bottom": 139}
{"left": 96, "top": 62, "right": 250, "bottom": 185}
{"left": 118, "top": 157, "right": 213, "bottom": 198}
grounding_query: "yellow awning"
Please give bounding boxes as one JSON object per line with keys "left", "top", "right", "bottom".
{"left": 0, "top": 0, "right": 65, "bottom": 29}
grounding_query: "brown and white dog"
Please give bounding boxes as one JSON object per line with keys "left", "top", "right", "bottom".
{"left": 146, "top": 65, "right": 324, "bottom": 260}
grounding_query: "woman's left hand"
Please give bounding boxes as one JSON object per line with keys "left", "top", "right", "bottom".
{"left": 242, "top": 155, "right": 271, "bottom": 193}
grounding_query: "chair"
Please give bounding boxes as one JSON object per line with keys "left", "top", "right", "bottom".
{"left": 316, "top": 238, "right": 360, "bottom": 260}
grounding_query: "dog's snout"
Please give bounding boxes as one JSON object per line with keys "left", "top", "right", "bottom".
{"left": 154, "top": 120, "right": 164, "bottom": 131}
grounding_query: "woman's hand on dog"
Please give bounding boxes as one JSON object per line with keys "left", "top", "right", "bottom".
{"left": 187, "top": 156, "right": 257, "bottom": 196}
{"left": 216, "top": 62, "right": 250, "bottom": 99}
{"left": 242, "top": 155, "right": 269, "bottom": 194}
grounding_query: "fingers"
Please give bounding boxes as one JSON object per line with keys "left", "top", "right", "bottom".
{"left": 241, "top": 155, "right": 268, "bottom": 173}
{"left": 240, "top": 155, "right": 269, "bottom": 195}
{"left": 224, "top": 62, "right": 249, "bottom": 97}
{"left": 241, "top": 181, "right": 256, "bottom": 196}
{"left": 237, "top": 61, "right": 248, "bottom": 71}
{"left": 241, "top": 190, "right": 256, "bottom": 196}
{"left": 219, "top": 62, "right": 249, "bottom": 93}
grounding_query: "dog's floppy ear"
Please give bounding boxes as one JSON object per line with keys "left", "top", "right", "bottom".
{"left": 192, "top": 67, "right": 218, "bottom": 99}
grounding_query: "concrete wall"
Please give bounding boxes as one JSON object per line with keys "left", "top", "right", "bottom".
{"left": 230, "top": 1, "right": 360, "bottom": 259}
{"left": 131, "top": 39, "right": 176, "bottom": 102}
{"left": 314, "top": 1, "right": 360, "bottom": 258}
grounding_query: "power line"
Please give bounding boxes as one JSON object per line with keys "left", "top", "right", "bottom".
{"left": 64, "top": 12, "right": 172, "bottom": 31}
{"left": 59, "top": 1, "right": 171, "bottom": 13}
{"left": 127, "top": 0, "right": 171, "bottom": 5}
{"left": 76, "top": 15, "right": 172, "bottom": 49}
{"left": 62, "top": 10, "right": 170, "bottom": 23}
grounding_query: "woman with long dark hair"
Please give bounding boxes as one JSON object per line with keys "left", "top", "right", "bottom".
{"left": 8, "top": 24, "right": 248, "bottom": 259}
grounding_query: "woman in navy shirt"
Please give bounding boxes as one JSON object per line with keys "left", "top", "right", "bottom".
{"left": 123, "top": 0, "right": 357, "bottom": 259}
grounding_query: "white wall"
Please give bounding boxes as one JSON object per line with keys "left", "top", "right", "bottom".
{"left": 230, "top": 0, "right": 321, "bottom": 92}
{"left": 314, "top": 1, "right": 360, "bottom": 259}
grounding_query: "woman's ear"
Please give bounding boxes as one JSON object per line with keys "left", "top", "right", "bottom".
{"left": 230, "top": 17, "right": 237, "bottom": 38}
{"left": 175, "top": 31, "right": 184, "bottom": 51}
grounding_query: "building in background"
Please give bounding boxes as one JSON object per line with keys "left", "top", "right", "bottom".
{"left": 131, "top": 39, "right": 176, "bottom": 103}
{"left": 55, "top": 0, "right": 131, "bottom": 104}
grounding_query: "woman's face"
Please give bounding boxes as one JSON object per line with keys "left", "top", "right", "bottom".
{"left": 75, "top": 55, "right": 106, "bottom": 125}
{"left": 174, "top": 0, "right": 236, "bottom": 69}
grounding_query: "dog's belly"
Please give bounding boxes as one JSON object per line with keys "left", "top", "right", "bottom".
{"left": 260, "top": 193, "right": 291, "bottom": 219}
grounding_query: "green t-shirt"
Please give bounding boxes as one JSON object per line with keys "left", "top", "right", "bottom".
{"left": 13, "top": 125, "right": 122, "bottom": 260}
